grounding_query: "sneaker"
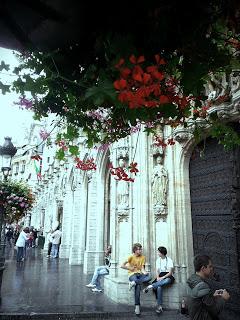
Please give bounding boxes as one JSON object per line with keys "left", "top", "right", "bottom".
{"left": 86, "top": 283, "right": 96, "bottom": 288}
{"left": 46, "top": 255, "right": 50, "bottom": 258}
{"left": 91, "top": 288, "right": 102, "bottom": 293}
{"left": 156, "top": 306, "right": 163, "bottom": 314}
{"left": 129, "top": 281, "right": 136, "bottom": 291}
{"left": 135, "top": 305, "right": 140, "bottom": 315}
{"left": 143, "top": 287, "right": 149, "bottom": 293}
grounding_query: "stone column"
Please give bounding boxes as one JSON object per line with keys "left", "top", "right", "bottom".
{"left": 59, "top": 185, "right": 73, "bottom": 259}
{"left": 83, "top": 172, "right": 99, "bottom": 273}
{"left": 69, "top": 182, "right": 84, "bottom": 265}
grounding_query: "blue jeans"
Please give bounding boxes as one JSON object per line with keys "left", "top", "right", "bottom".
{"left": 129, "top": 273, "right": 151, "bottom": 305}
{"left": 52, "top": 244, "right": 59, "bottom": 258}
{"left": 16, "top": 247, "right": 24, "bottom": 262}
{"left": 152, "top": 277, "right": 171, "bottom": 305}
{"left": 90, "top": 266, "right": 109, "bottom": 290}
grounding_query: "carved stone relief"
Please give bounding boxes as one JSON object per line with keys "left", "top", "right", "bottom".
{"left": 151, "top": 155, "right": 168, "bottom": 219}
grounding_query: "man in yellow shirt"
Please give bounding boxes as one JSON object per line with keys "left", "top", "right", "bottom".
{"left": 121, "top": 243, "right": 151, "bottom": 316}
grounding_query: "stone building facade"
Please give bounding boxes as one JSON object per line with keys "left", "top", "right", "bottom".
{"left": 13, "top": 73, "right": 240, "bottom": 315}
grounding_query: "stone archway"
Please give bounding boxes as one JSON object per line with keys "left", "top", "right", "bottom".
{"left": 189, "top": 137, "right": 240, "bottom": 319}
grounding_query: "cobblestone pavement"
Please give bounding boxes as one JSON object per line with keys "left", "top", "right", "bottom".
{"left": 0, "top": 246, "right": 186, "bottom": 319}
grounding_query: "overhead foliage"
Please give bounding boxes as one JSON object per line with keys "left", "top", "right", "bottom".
{"left": 1, "top": 1, "right": 240, "bottom": 158}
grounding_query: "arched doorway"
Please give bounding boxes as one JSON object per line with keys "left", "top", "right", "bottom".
{"left": 189, "top": 137, "right": 240, "bottom": 319}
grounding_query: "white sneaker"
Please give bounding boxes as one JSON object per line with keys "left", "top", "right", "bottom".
{"left": 91, "top": 288, "right": 102, "bottom": 292}
{"left": 156, "top": 305, "right": 163, "bottom": 313}
{"left": 85, "top": 283, "right": 96, "bottom": 288}
{"left": 129, "top": 280, "right": 136, "bottom": 291}
{"left": 135, "top": 305, "right": 140, "bottom": 315}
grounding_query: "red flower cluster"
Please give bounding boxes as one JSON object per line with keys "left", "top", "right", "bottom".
{"left": 153, "top": 136, "right": 175, "bottom": 148}
{"left": 31, "top": 154, "right": 42, "bottom": 161}
{"left": 109, "top": 162, "right": 139, "bottom": 182}
{"left": 58, "top": 140, "right": 68, "bottom": 151}
{"left": 114, "top": 54, "right": 191, "bottom": 111}
{"left": 75, "top": 157, "right": 96, "bottom": 171}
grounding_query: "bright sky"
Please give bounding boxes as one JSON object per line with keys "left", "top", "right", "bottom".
{"left": 0, "top": 47, "right": 35, "bottom": 146}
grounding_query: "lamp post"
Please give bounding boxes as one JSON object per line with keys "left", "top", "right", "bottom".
{"left": 0, "top": 137, "right": 17, "bottom": 300}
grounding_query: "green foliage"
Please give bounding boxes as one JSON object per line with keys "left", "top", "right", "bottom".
{"left": 1, "top": 4, "right": 240, "bottom": 152}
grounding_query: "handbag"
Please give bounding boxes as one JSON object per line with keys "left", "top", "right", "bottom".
{"left": 159, "top": 271, "right": 175, "bottom": 284}
{"left": 151, "top": 272, "right": 175, "bottom": 299}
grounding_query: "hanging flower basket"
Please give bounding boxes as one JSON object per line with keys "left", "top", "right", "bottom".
{"left": 0, "top": 180, "right": 35, "bottom": 222}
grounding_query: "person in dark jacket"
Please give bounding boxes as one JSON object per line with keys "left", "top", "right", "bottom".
{"left": 187, "top": 255, "right": 230, "bottom": 320}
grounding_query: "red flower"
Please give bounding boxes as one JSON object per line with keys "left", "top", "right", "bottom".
{"left": 129, "top": 162, "right": 139, "bottom": 175}
{"left": 129, "top": 55, "right": 145, "bottom": 64}
{"left": 113, "top": 79, "right": 127, "bottom": 90}
{"left": 31, "top": 154, "right": 42, "bottom": 161}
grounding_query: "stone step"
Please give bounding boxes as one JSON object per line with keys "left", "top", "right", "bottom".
{"left": 0, "top": 310, "right": 184, "bottom": 320}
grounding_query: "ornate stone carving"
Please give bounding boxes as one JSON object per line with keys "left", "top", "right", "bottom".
{"left": 151, "top": 124, "right": 164, "bottom": 157}
{"left": 116, "top": 159, "right": 130, "bottom": 211}
{"left": 205, "top": 72, "right": 230, "bottom": 104}
{"left": 230, "top": 70, "right": 240, "bottom": 96}
{"left": 56, "top": 199, "right": 63, "bottom": 208}
{"left": 152, "top": 155, "right": 168, "bottom": 216}
{"left": 173, "top": 128, "right": 194, "bottom": 144}
{"left": 117, "top": 211, "right": 129, "bottom": 223}
{"left": 154, "top": 210, "right": 167, "bottom": 222}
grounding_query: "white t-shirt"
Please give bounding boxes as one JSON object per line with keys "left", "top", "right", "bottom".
{"left": 16, "top": 231, "right": 28, "bottom": 247}
{"left": 51, "top": 230, "right": 62, "bottom": 244}
{"left": 156, "top": 256, "right": 174, "bottom": 273}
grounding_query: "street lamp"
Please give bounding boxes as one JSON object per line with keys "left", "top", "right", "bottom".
{"left": 0, "top": 137, "right": 17, "bottom": 301}
{"left": 0, "top": 137, "right": 17, "bottom": 181}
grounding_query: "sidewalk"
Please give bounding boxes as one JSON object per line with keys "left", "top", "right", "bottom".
{"left": 0, "top": 246, "right": 186, "bottom": 319}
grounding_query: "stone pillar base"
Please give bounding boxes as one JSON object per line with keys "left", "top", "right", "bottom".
{"left": 69, "top": 246, "right": 84, "bottom": 265}
{"left": 83, "top": 251, "right": 103, "bottom": 274}
{"left": 104, "top": 276, "right": 182, "bottom": 309}
{"left": 59, "top": 244, "right": 70, "bottom": 259}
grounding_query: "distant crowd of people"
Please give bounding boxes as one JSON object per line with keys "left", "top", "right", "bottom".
{"left": 5, "top": 224, "right": 62, "bottom": 262}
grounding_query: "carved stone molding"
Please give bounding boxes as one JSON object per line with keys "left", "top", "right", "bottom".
{"left": 154, "top": 205, "right": 167, "bottom": 222}
{"left": 116, "top": 147, "right": 129, "bottom": 160}
{"left": 117, "top": 210, "right": 129, "bottom": 223}
{"left": 56, "top": 199, "right": 63, "bottom": 208}
{"left": 173, "top": 128, "right": 194, "bottom": 144}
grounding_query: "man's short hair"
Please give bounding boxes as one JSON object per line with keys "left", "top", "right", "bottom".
{"left": 132, "top": 243, "right": 142, "bottom": 253}
{"left": 194, "top": 255, "right": 211, "bottom": 272}
{"left": 158, "top": 246, "right": 167, "bottom": 255}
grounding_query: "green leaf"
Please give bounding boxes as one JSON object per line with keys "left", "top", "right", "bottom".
{"left": 0, "top": 61, "right": 10, "bottom": 72}
{"left": 69, "top": 145, "right": 79, "bottom": 156}
{"left": 0, "top": 81, "right": 11, "bottom": 95}
{"left": 56, "top": 149, "right": 65, "bottom": 160}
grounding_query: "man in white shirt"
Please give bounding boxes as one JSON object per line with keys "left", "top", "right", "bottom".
{"left": 16, "top": 227, "right": 29, "bottom": 262}
{"left": 143, "top": 246, "right": 174, "bottom": 314}
{"left": 51, "top": 227, "right": 62, "bottom": 258}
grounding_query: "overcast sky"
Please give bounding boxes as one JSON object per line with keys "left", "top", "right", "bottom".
{"left": 0, "top": 47, "right": 35, "bottom": 146}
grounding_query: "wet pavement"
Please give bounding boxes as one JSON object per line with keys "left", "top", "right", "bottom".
{"left": 0, "top": 245, "right": 187, "bottom": 319}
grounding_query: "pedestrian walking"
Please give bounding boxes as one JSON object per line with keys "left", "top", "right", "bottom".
{"left": 16, "top": 227, "right": 30, "bottom": 262}
{"left": 51, "top": 227, "right": 62, "bottom": 258}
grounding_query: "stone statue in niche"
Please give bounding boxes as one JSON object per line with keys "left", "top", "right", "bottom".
{"left": 117, "top": 158, "right": 129, "bottom": 210}
{"left": 152, "top": 155, "right": 168, "bottom": 210}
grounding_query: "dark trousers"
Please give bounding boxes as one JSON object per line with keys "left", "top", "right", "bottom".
{"left": 16, "top": 247, "right": 24, "bottom": 262}
{"left": 47, "top": 242, "right": 52, "bottom": 256}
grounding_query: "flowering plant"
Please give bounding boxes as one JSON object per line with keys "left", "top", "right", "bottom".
{"left": 0, "top": 181, "right": 35, "bottom": 222}
{"left": 1, "top": 2, "right": 240, "bottom": 159}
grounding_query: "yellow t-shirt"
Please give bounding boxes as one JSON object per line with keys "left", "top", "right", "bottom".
{"left": 127, "top": 254, "right": 146, "bottom": 276}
